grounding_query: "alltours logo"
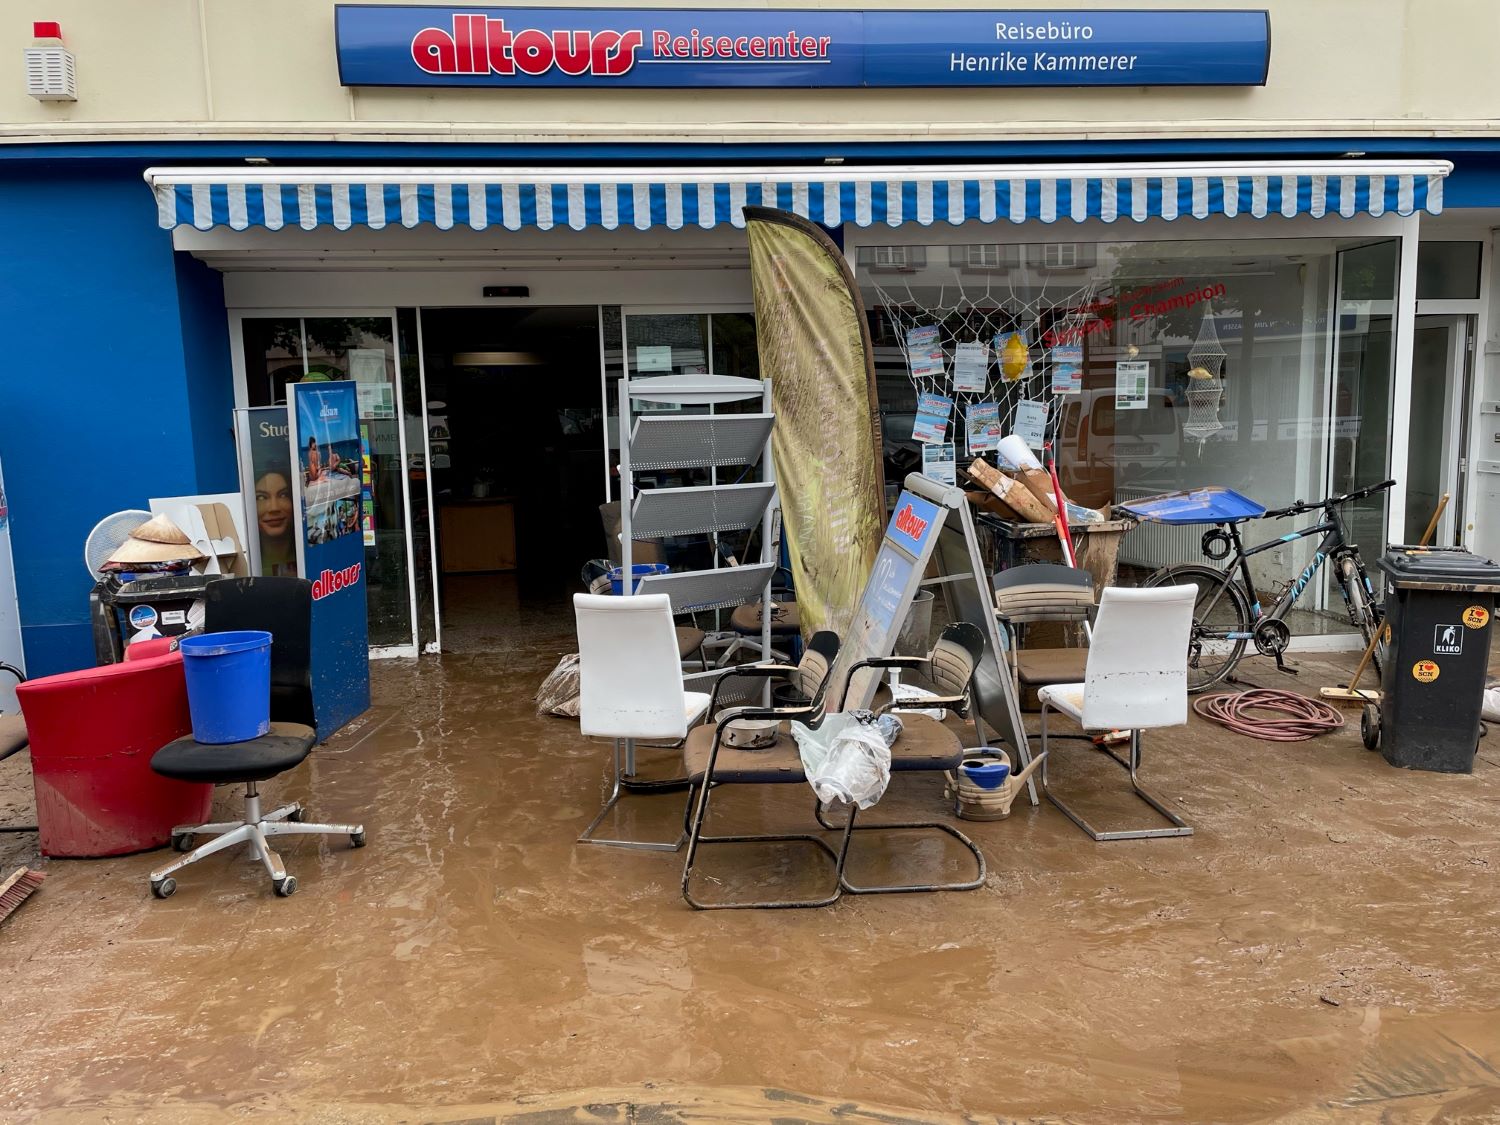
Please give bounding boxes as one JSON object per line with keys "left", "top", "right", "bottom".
{"left": 311, "top": 563, "right": 362, "bottom": 601}
{"left": 410, "top": 13, "right": 832, "bottom": 77}
{"left": 413, "top": 14, "right": 641, "bottom": 76}
{"left": 893, "top": 504, "right": 929, "bottom": 541}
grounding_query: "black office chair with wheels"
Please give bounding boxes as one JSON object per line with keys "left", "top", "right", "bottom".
{"left": 147, "top": 577, "right": 364, "bottom": 899}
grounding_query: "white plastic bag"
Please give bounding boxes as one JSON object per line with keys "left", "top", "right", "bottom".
{"left": 1484, "top": 682, "right": 1500, "bottom": 724}
{"left": 791, "top": 712, "right": 901, "bottom": 810}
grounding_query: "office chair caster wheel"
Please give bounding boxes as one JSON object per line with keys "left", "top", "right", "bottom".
{"left": 273, "top": 876, "right": 297, "bottom": 897}
{"left": 349, "top": 830, "right": 366, "bottom": 848}
{"left": 151, "top": 877, "right": 177, "bottom": 899}
{"left": 171, "top": 833, "right": 195, "bottom": 852}
{"left": 1361, "top": 705, "right": 1381, "bottom": 751}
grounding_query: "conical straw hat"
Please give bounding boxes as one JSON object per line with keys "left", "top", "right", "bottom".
{"left": 129, "top": 513, "right": 192, "bottom": 545}
{"left": 106, "top": 515, "right": 207, "bottom": 565}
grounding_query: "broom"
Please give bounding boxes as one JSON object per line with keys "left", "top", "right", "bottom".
{"left": 0, "top": 866, "right": 44, "bottom": 924}
{"left": 1319, "top": 492, "right": 1449, "bottom": 705}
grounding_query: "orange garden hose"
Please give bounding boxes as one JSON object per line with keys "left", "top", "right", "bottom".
{"left": 1193, "top": 688, "right": 1345, "bottom": 742}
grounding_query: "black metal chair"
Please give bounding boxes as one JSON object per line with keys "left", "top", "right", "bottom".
{"left": 679, "top": 631, "right": 849, "bottom": 910}
{"left": 824, "top": 621, "right": 987, "bottom": 895}
{"left": 0, "top": 663, "right": 33, "bottom": 836}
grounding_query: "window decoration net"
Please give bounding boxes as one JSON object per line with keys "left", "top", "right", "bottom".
{"left": 866, "top": 259, "right": 1107, "bottom": 458}
{"left": 1183, "top": 303, "right": 1227, "bottom": 445}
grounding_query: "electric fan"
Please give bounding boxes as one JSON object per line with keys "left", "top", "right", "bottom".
{"left": 83, "top": 509, "right": 153, "bottom": 580}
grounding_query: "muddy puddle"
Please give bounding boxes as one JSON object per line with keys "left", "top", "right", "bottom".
{"left": 3, "top": 610, "right": 1499, "bottom": 1123}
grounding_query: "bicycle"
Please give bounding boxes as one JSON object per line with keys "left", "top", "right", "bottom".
{"left": 1134, "top": 479, "right": 1394, "bottom": 692}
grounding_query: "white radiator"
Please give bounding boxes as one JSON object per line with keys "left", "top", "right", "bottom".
{"left": 1115, "top": 487, "right": 1205, "bottom": 571}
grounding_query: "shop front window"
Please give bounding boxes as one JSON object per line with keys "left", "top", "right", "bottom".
{"left": 857, "top": 233, "right": 1400, "bottom": 630}
{"left": 240, "top": 315, "right": 414, "bottom": 651}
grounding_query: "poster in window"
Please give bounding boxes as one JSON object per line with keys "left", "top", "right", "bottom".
{"left": 1115, "top": 360, "right": 1150, "bottom": 410}
{"left": 965, "top": 401, "right": 1001, "bottom": 453}
{"left": 912, "top": 391, "right": 953, "bottom": 443}
{"left": 921, "top": 441, "right": 956, "bottom": 486}
{"left": 1050, "top": 344, "right": 1083, "bottom": 395}
{"left": 905, "top": 324, "right": 946, "bottom": 381}
{"left": 1015, "top": 399, "right": 1049, "bottom": 450}
{"left": 951, "top": 341, "right": 989, "bottom": 393}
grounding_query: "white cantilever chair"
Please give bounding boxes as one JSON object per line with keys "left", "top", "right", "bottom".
{"left": 1038, "top": 584, "right": 1196, "bottom": 842}
{"left": 574, "top": 593, "right": 711, "bottom": 851}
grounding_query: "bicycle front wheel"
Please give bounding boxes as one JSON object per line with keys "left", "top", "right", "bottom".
{"left": 1144, "top": 564, "right": 1253, "bottom": 692}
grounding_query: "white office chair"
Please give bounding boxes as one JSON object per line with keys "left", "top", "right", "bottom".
{"left": 574, "top": 593, "right": 711, "bottom": 851}
{"left": 1038, "top": 585, "right": 1196, "bottom": 841}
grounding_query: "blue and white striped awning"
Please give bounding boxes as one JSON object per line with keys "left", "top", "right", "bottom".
{"left": 147, "top": 161, "right": 1449, "bottom": 233}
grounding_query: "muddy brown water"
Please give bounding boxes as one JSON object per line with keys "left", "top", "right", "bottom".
{"left": 2, "top": 614, "right": 1498, "bottom": 1123}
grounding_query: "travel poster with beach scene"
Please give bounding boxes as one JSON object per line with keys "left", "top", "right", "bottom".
{"left": 294, "top": 382, "right": 363, "bottom": 549}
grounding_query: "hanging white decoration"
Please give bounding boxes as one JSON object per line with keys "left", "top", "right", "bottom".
{"left": 1183, "top": 303, "right": 1228, "bottom": 444}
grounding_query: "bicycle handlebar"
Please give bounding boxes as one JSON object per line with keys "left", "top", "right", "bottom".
{"left": 1263, "top": 479, "right": 1395, "bottom": 520}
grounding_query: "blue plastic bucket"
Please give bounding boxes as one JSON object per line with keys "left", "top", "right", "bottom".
{"left": 178, "top": 630, "right": 273, "bottom": 744}
{"left": 608, "top": 563, "right": 670, "bottom": 595}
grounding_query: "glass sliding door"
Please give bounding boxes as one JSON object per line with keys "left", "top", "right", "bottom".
{"left": 236, "top": 312, "right": 418, "bottom": 654}
{"left": 1327, "top": 241, "right": 1400, "bottom": 568}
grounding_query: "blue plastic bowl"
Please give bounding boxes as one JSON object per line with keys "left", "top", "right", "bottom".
{"left": 960, "top": 760, "right": 1011, "bottom": 790}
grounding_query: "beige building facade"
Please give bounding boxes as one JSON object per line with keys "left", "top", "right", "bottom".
{"left": 2, "top": 2, "right": 1498, "bottom": 666}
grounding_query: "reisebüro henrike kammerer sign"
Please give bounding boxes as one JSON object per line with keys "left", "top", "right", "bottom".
{"left": 335, "top": 7, "right": 1270, "bottom": 88}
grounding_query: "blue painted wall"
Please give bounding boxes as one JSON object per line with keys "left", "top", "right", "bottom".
{"left": 0, "top": 169, "right": 234, "bottom": 675}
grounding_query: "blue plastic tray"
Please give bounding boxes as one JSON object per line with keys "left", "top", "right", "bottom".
{"left": 1115, "top": 487, "right": 1267, "bottom": 526}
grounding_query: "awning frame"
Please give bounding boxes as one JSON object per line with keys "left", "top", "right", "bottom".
{"left": 146, "top": 159, "right": 1452, "bottom": 233}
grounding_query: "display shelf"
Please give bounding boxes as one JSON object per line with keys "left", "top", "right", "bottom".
{"left": 628, "top": 481, "right": 776, "bottom": 539}
{"left": 634, "top": 561, "right": 778, "bottom": 614}
{"left": 628, "top": 413, "right": 775, "bottom": 472}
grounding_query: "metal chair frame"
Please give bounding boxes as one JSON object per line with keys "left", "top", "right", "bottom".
{"left": 1038, "top": 718, "right": 1192, "bottom": 841}
{"left": 681, "top": 636, "right": 852, "bottom": 910}
{"left": 819, "top": 621, "right": 987, "bottom": 895}
{"left": 0, "top": 662, "right": 33, "bottom": 835}
{"left": 1035, "top": 585, "right": 1196, "bottom": 842}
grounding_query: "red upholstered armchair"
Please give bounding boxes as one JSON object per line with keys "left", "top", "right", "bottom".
{"left": 16, "top": 651, "right": 213, "bottom": 857}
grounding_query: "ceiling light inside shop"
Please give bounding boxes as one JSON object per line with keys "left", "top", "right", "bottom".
{"left": 452, "top": 351, "right": 545, "bottom": 367}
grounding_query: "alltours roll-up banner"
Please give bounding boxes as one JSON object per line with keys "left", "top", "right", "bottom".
{"left": 288, "top": 382, "right": 371, "bottom": 737}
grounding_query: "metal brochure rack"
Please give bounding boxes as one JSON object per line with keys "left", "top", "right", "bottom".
{"left": 617, "top": 374, "right": 777, "bottom": 685}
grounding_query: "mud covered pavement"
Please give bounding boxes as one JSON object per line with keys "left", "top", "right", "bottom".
{"left": 2, "top": 616, "right": 1499, "bottom": 1124}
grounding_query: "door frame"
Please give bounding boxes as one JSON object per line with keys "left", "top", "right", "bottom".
{"left": 1410, "top": 313, "right": 1475, "bottom": 546}
{"left": 228, "top": 307, "right": 421, "bottom": 659}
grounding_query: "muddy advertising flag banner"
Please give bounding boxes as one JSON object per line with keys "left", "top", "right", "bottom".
{"left": 234, "top": 407, "right": 297, "bottom": 578}
{"left": 289, "top": 381, "right": 370, "bottom": 737}
{"left": 745, "top": 206, "right": 885, "bottom": 642}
